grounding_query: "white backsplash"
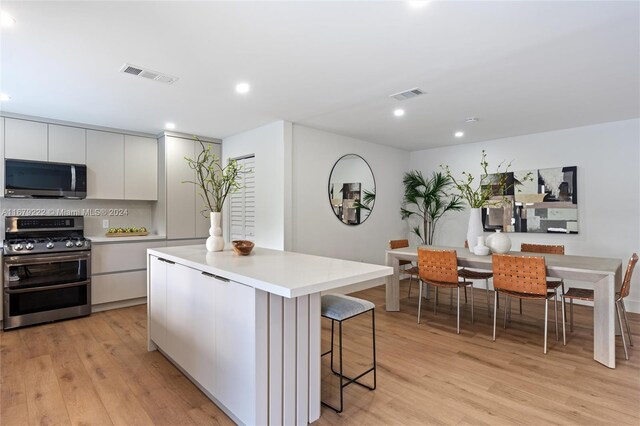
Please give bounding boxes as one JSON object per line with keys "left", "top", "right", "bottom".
{"left": 0, "top": 198, "right": 155, "bottom": 238}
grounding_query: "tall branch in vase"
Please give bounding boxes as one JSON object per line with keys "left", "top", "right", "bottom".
{"left": 400, "top": 171, "right": 463, "bottom": 245}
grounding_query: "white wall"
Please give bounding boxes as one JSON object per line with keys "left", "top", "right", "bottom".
{"left": 291, "top": 125, "right": 410, "bottom": 266}
{"left": 409, "top": 119, "right": 640, "bottom": 311}
{"left": 222, "top": 121, "right": 292, "bottom": 250}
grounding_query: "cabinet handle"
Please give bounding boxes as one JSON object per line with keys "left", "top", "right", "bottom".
{"left": 202, "top": 272, "right": 215, "bottom": 278}
{"left": 164, "top": 259, "right": 175, "bottom": 264}
{"left": 216, "top": 275, "right": 230, "bottom": 283}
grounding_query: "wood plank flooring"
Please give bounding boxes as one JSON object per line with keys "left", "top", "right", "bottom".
{"left": 1, "top": 279, "right": 639, "bottom": 425}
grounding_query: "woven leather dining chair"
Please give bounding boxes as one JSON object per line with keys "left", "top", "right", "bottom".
{"left": 492, "top": 253, "right": 559, "bottom": 354}
{"left": 519, "top": 243, "right": 565, "bottom": 317}
{"left": 389, "top": 239, "right": 419, "bottom": 297}
{"left": 459, "top": 240, "right": 494, "bottom": 316}
{"left": 562, "top": 253, "right": 638, "bottom": 360}
{"left": 417, "top": 248, "right": 474, "bottom": 334}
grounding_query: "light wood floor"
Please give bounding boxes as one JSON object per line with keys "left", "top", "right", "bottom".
{"left": 1, "top": 280, "right": 639, "bottom": 425}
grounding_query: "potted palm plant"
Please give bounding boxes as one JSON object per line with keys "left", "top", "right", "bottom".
{"left": 400, "top": 171, "right": 463, "bottom": 245}
{"left": 184, "top": 139, "right": 242, "bottom": 251}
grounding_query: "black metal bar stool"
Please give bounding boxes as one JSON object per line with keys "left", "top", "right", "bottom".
{"left": 321, "top": 294, "right": 376, "bottom": 413}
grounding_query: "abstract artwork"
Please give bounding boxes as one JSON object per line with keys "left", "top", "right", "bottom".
{"left": 481, "top": 166, "right": 577, "bottom": 234}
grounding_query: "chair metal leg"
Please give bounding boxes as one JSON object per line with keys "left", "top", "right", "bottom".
{"left": 470, "top": 284, "right": 474, "bottom": 325}
{"left": 408, "top": 274, "right": 413, "bottom": 298}
{"left": 570, "top": 299, "right": 574, "bottom": 332}
{"left": 330, "top": 320, "right": 335, "bottom": 371}
{"left": 493, "top": 291, "right": 498, "bottom": 341}
{"left": 417, "top": 280, "right": 423, "bottom": 324}
{"left": 456, "top": 286, "right": 460, "bottom": 334}
{"left": 561, "top": 295, "right": 567, "bottom": 345}
{"left": 544, "top": 299, "right": 548, "bottom": 354}
{"left": 371, "top": 309, "right": 377, "bottom": 389}
{"left": 519, "top": 299, "right": 523, "bottom": 315}
{"left": 621, "top": 299, "right": 634, "bottom": 347}
{"left": 554, "top": 290, "right": 559, "bottom": 341}
{"left": 616, "top": 301, "right": 629, "bottom": 361}
{"left": 503, "top": 296, "right": 509, "bottom": 329}
{"left": 464, "top": 284, "right": 468, "bottom": 304}
{"left": 338, "top": 320, "right": 344, "bottom": 412}
{"left": 485, "top": 279, "right": 491, "bottom": 317}
{"left": 561, "top": 280, "right": 567, "bottom": 322}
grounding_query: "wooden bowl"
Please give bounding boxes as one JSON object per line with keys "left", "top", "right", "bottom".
{"left": 232, "top": 240, "right": 255, "bottom": 256}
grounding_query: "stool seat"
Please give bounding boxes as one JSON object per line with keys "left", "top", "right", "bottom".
{"left": 322, "top": 294, "right": 375, "bottom": 321}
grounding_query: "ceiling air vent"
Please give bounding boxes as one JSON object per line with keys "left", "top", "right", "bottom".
{"left": 119, "top": 63, "right": 178, "bottom": 84}
{"left": 389, "top": 87, "right": 425, "bottom": 101}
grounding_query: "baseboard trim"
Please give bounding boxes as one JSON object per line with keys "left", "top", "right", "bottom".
{"left": 92, "top": 297, "right": 146, "bottom": 313}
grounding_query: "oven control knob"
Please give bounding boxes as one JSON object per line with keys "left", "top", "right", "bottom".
{"left": 46, "top": 242, "right": 55, "bottom": 249}
{"left": 75, "top": 240, "right": 84, "bottom": 247}
{"left": 65, "top": 240, "right": 74, "bottom": 248}
{"left": 25, "top": 242, "right": 34, "bottom": 250}
{"left": 13, "top": 243, "right": 23, "bottom": 251}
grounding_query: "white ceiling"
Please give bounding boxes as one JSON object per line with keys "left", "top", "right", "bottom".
{"left": 1, "top": 1, "right": 638, "bottom": 151}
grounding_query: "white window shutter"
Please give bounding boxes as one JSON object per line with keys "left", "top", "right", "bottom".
{"left": 230, "top": 157, "right": 255, "bottom": 242}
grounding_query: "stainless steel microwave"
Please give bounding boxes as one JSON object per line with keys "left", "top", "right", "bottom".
{"left": 5, "top": 159, "right": 87, "bottom": 199}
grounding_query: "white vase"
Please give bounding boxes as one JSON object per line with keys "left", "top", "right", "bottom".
{"left": 486, "top": 229, "right": 511, "bottom": 254}
{"left": 466, "top": 208, "right": 483, "bottom": 253}
{"left": 206, "top": 212, "right": 225, "bottom": 252}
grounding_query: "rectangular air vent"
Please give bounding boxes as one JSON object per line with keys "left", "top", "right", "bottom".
{"left": 119, "top": 63, "right": 178, "bottom": 84}
{"left": 389, "top": 87, "right": 425, "bottom": 101}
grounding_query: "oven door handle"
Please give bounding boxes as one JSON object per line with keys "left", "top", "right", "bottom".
{"left": 5, "top": 280, "right": 91, "bottom": 294}
{"left": 3, "top": 252, "right": 91, "bottom": 266}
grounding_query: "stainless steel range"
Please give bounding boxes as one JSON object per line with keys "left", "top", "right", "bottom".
{"left": 3, "top": 216, "right": 91, "bottom": 330}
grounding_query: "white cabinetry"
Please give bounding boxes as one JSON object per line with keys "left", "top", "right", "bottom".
{"left": 86, "top": 130, "right": 124, "bottom": 199}
{"left": 48, "top": 124, "right": 86, "bottom": 164}
{"left": 164, "top": 136, "right": 221, "bottom": 239}
{"left": 4, "top": 118, "right": 48, "bottom": 161}
{"left": 125, "top": 135, "right": 157, "bottom": 200}
{"left": 149, "top": 256, "right": 167, "bottom": 350}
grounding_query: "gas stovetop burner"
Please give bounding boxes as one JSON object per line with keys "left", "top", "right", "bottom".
{"left": 3, "top": 216, "right": 90, "bottom": 255}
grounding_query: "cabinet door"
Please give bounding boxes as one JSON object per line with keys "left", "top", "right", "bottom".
{"left": 48, "top": 124, "right": 86, "bottom": 164}
{"left": 165, "top": 262, "right": 197, "bottom": 367}
{"left": 195, "top": 142, "right": 222, "bottom": 238}
{"left": 124, "top": 135, "right": 158, "bottom": 200}
{"left": 149, "top": 256, "right": 167, "bottom": 349}
{"left": 191, "top": 271, "right": 217, "bottom": 392}
{"left": 166, "top": 137, "right": 196, "bottom": 239}
{"left": 4, "top": 118, "right": 48, "bottom": 161}
{"left": 215, "top": 279, "right": 256, "bottom": 424}
{"left": 86, "top": 130, "right": 124, "bottom": 199}
{"left": 92, "top": 270, "right": 147, "bottom": 305}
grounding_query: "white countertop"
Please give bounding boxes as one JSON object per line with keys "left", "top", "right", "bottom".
{"left": 148, "top": 245, "right": 393, "bottom": 298}
{"left": 88, "top": 234, "right": 166, "bottom": 243}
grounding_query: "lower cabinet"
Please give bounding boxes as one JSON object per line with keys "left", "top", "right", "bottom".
{"left": 92, "top": 270, "right": 147, "bottom": 305}
{"left": 149, "top": 255, "right": 256, "bottom": 425}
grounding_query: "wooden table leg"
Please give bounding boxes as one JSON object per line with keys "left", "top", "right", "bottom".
{"left": 386, "top": 252, "right": 400, "bottom": 311}
{"left": 593, "top": 274, "right": 616, "bottom": 368}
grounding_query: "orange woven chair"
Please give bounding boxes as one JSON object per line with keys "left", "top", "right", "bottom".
{"left": 562, "top": 253, "right": 638, "bottom": 360}
{"left": 520, "top": 243, "right": 566, "bottom": 316}
{"left": 389, "top": 239, "right": 419, "bottom": 297}
{"left": 459, "top": 240, "right": 494, "bottom": 316}
{"left": 492, "top": 254, "right": 559, "bottom": 354}
{"left": 417, "top": 248, "right": 474, "bottom": 334}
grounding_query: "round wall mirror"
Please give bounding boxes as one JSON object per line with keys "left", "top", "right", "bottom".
{"left": 328, "top": 154, "right": 376, "bottom": 225}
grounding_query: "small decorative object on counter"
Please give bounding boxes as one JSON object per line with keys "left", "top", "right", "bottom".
{"left": 106, "top": 226, "right": 149, "bottom": 237}
{"left": 485, "top": 229, "right": 511, "bottom": 254}
{"left": 474, "top": 236, "right": 490, "bottom": 256}
{"left": 232, "top": 240, "right": 255, "bottom": 256}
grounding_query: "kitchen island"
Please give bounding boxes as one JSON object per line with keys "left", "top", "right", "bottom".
{"left": 147, "top": 245, "right": 392, "bottom": 425}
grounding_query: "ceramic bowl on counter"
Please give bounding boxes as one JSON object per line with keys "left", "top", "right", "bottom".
{"left": 474, "top": 246, "right": 491, "bottom": 256}
{"left": 232, "top": 240, "right": 255, "bottom": 256}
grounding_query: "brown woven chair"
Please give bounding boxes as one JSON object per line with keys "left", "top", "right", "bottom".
{"left": 459, "top": 240, "right": 494, "bottom": 316}
{"left": 492, "top": 254, "right": 559, "bottom": 354}
{"left": 417, "top": 248, "right": 474, "bottom": 334}
{"left": 562, "top": 253, "right": 638, "bottom": 360}
{"left": 389, "top": 239, "right": 419, "bottom": 297}
{"left": 520, "top": 243, "right": 566, "bottom": 317}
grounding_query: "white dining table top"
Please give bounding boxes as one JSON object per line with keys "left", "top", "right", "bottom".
{"left": 386, "top": 245, "right": 622, "bottom": 276}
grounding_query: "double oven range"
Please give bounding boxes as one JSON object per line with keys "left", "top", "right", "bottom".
{"left": 3, "top": 216, "right": 92, "bottom": 330}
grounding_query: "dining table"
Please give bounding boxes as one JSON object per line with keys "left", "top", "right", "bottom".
{"left": 385, "top": 245, "right": 623, "bottom": 368}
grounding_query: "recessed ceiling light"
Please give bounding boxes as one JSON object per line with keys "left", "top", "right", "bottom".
{"left": 407, "top": 1, "right": 430, "bottom": 9}
{"left": 235, "top": 82, "right": 250, "bottom": 94}
{"left": 0, "top": 93, "right": 11, "bottom": 102}
{"left": 465, "top": 117, "right": 479, "bottom": 123}
{"left": 454, "top": 131, "right": 464, "bottom": 138}
{"left": 165, "top": 122, "right": 176, "bottom": 130}
{"left": 1, "top": 11, "right": 16, "bottom": 27}
{"left": 393, "top": 109, "right": 405, "bottom": 117}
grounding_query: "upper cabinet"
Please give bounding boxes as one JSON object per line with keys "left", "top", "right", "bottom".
{"left": 86, "top": 130, "right": 125, "bottom": 200}
{"left": 125, "top": 135, "right": 158, "bottom": 200}
{"left": 5, "top": 118, "right": 48, "bottom": 161}
{"left": 48, "top": 124, "right": 86, "bottom": 164}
